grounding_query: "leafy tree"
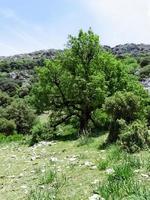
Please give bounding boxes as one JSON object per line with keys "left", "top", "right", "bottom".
{"left": 104, "top": 91, "right": 144, "bottom": 143}
{"left": 31, "top": 29, "right": 147, "bottom": 135}
{"left": 7, "top": 99, "right": 35, "bottom": 134}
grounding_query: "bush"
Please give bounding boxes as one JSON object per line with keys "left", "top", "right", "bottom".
{"left": 0, "top": 107, "right": 8, "bottom": 118}
{"left": 0, "top": 90, "right": 11, "bottom": 107}
{"left": 7, "top": 99, "right": 35, "bottom": 134}
{"left": 104, "top": 91, "right": 143, "bottom": 143}
{"left": 105, "top": 91, "right": 142, "bottom": 123}
{"left": 119, "top": 120, "right": 150, "bottom": 153}
{"left": 140, "top": 56, "right": 150, "bottom": 67}
{"left": 0, "top": 118, "right": 16, "bottom": 135}
{"left": 139, "top": 65, "right": 150, "bottom": 78}
{"left": 30, "top": 122, "right": 53, "bottom": 145}
{"left": 92, "top": 109, "right": 110, "bottom": 130}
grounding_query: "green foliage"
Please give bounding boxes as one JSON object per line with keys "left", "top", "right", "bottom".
{"left": 122, "top": 56, "right": 139, "bottom": 73}
{"left": 119, "top": 120, "right": 150, "bottom": 153}
{"left": 104, "top": 91, "right": 144, "bottom": 143}
{"left": 92, "top": 109, "right": 110, "bottom": 130}
{"left": 32, "top": 29, "right": 145, "bottom": 137}
{"left": 30, "top": 121, "right": 52, "bottom": 145}
{"left": 140, "top": 56, "right": 150, "bottom": 67}
{"left": 0, "top": 133, "right": 24, "bottom": 143}
{"left": 139, "top": 65, "right": 150, "bottom": 78}
{"left": 0, "top": 118, "right": 16, "bottom": 135}
{"left": 6, "top": 99, "right": 35, "bottom": 134}
{"left": 0, "top": 90, "right": 11, "bottom": 107}
{"left": 0, "top": 78, "right": 20, "bottom": 96}
{"left": 56, "top": 124, "right": 77, "bottom": 137}
{"left": 105, "top": 91, "right": 142, "bottom": 122}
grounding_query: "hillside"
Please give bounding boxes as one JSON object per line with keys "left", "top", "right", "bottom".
{"left": 0, "top": 44, "right": 150, "bottom": 96}
{"left": 0, "top": 30, "right": 150, "bottom": 200}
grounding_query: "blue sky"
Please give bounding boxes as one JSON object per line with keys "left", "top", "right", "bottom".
{"left": 0, "top": 0, "right": 150, "bottom": 56}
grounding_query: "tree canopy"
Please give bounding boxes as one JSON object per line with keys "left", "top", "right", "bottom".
{"left": 32, "top": 29, "right": 147, "bottom": 136}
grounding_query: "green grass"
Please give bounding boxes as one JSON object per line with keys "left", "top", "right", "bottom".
{"left": 0, "top": 135, "right": 149, "bottom": 200}
{"left": 40, "top": 169, "right": 56, "bottom": 185}
{"left": 29, "top": 188, "right": 56, "bottom": 200}
{"left": 0, "top": 133, "right": 24, "bottom": 143}
{"left": 96, "top": 145, "right": 150, "bottom": 200}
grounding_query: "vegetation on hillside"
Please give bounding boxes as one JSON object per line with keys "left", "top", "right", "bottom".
{"left": 0, "top": 29, "right": 150, "bottom": 199}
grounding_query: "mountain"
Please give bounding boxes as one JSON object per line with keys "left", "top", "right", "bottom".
{"left": 0, "top": 44, "right": 150, "bottom": 96}
{"left": 104, "top": 43, "right": 150, "bottom": 57}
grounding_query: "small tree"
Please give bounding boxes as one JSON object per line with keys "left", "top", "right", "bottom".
{"left": 32, "top": 29, "right": 146, "bottom": 135}
{"left": 104, "top": 91, "right": 143, "bottom": 143}
{"left": 7, "top": 99, "right": 35, "bottom": 134}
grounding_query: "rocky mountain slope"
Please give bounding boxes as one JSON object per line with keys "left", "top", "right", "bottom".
{"left": 104, "top": 43, "right": 150, "bottom": 57}
{"left": 0, "top": 44, "right": 150, "bottom": 96}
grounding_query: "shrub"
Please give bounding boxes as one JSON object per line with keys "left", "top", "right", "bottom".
{"left": 30, "top": 122, "right": 53, "bottom": 145}
{"left": 105, "top": 91, "right": 142, "bottom": 123}
{"left": 139, "top": 65, "right": 150, "bottom": 78}
{"left": 7, "top": 99, "right": 35, "bottom": 134}
{"left": 92, "top": 109, "right": 110, "bottom": 130}
{"left": 119, "top": 120, "right": 150, "bottom": 153}
{"left": 0, "top": 90, "right": 11, "bottom": 107}
{"left": 0, "top": 107, "right": 8, "bottom": 118}
{"left": 56, "top": 124, "right": 77, "bottom": 137}
{"left": 104, "top": 91, "right": 143, "bottom": 143}
{"left": 140, "top": 56, "right": 150, "bottom": 67}
{"left": 0, "top": 118, "right": 16, "bottom": 135}
{"left": 0, "top": 78, "right": 20, "bottom": 96}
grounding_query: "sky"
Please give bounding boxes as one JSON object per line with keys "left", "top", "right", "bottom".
{"left": 0, "top": 0, "right": 150, "bottom": 56}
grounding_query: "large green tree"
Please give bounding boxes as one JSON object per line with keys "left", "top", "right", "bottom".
{"left": 32, "top": 29, "right": 146, "bottom": 135}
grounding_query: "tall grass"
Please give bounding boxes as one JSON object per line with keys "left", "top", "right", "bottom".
{"left": 40, "top": 169, "right": 56, "bottom": 185}
{"left": 97, "top": 145, "right": 150, "bottom": 200}
{"left": 0, "top": 133, "right": 24, "bottom": 143}
{"left": 28, "top": 167, "right": 67, "bottom": 200}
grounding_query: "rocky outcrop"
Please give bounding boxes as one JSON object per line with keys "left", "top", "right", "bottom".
{"left": 104, "top": 44, "right": 150, "bottom": 57}
{"left": 0, "top": 49, "right": 58, "bottom": 96}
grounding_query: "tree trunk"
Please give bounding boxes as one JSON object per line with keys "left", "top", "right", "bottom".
{"left": 107, "top": 120, "right": 120, "bottom": 143}
{"left": 79, "top": 108, "right": 91, "bottom": 136}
